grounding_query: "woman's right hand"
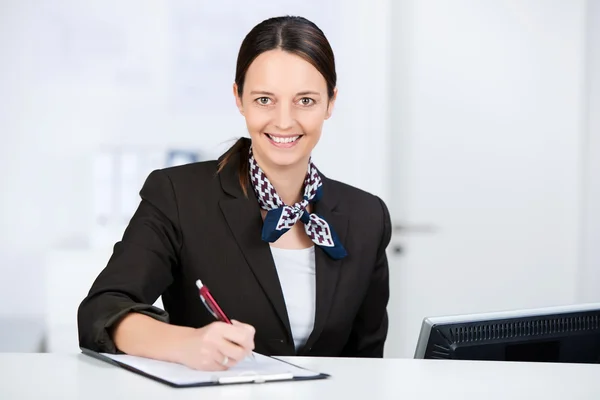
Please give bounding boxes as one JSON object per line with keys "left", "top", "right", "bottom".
{"left": 174, "top": 320, "right": 256, "bottom": 371}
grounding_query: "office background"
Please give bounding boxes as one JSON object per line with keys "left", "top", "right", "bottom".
{"left": 0, "top": 0, "right": 599, "bottom": 358}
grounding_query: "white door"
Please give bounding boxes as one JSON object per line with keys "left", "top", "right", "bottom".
{"left": 385, "top": 0, "right": 586, "bottom": 358}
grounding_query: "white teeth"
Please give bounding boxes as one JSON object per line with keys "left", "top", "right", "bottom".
{"left": 269, "top": 135, "right": 300, "bottom": 144}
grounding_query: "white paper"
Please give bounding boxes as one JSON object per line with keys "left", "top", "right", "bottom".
{"left": 102, "top": 352, "right": 321, "bottom": 385}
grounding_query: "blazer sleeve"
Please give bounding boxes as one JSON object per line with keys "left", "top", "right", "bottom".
{"left": 77, "top": 169, "right": 181, "bottom": 353}
{"left": 341, "top": 196, "right": 392, "bottom": 357}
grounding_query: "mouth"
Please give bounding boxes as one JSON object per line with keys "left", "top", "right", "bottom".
{"left": 264, "top": 133, "right": 303, "bottom": 148}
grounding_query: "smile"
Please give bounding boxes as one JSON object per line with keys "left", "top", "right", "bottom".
{"left": 265, "top": 133, "right": 302, "bottom": 147}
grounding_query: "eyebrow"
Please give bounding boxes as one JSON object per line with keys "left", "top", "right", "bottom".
{"left": 249, "top": 90, "right": 322, "bottom": 96}
{"left": 297, "top": 91, "right": 321, "bottom": 96}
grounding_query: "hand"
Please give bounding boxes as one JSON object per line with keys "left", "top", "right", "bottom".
{"left": 174, "top": 320, "right": 255, "bottom": 371}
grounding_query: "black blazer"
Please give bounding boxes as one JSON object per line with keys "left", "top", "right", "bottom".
{"left": 77, "top": 154, "right": 392, "bottom": 358}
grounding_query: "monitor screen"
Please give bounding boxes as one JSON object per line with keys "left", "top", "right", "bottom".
{"left": 414, "top": 303, "right": 600, "bottom": 363}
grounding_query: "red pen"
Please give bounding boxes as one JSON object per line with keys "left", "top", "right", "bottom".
{"left": 195, "top": 279, "right": 255, "bottom": 361}
{"left": 196, "top": 279, "right": 231, "bottom": 324}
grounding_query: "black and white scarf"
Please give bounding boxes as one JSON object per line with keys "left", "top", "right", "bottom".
{"left": 248, "top": 147, "right": 347, "bottom": 260}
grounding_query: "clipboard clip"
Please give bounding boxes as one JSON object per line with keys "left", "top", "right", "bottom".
{"left": 216, "top": 372, "right": 294, "bottom": 384}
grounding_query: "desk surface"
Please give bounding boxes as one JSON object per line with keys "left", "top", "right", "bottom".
{"left": 0, "top": 353, "right": 598, "bottom": 399}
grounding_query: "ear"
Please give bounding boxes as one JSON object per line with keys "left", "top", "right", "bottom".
{"left": 325, "top": 87, "right": 338, "bottom": 120}
{"left": 233, "top": 83, "right": 244, "bottom": 115}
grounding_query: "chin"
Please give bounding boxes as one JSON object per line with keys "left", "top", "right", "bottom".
{"left": 253, "top": 133, "right": 312, "bottom": 168}
{"left": 262, "top": 151, "right": 306, "bottom": 168}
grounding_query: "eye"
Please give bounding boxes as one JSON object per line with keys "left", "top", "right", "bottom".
{"left": 255, "top": 97, "right": 272, "bottom": 106}
{"left": 298, "top": 97, "right": 314, "bottom": 106}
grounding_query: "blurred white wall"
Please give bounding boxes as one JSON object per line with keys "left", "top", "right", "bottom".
{"left": 581, "top": 0, "right": 600, "bottom": 302}
{"left": 386, "top": 0, "right": 590, "bottom": 358}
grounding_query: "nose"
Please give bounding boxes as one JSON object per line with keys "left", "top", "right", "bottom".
{"left": 274, "top": 104, "right": 294, "bottom": 130}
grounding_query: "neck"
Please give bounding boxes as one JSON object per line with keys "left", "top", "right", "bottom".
{"left": 256, "top": 156, "right": 309, "bottom": 205}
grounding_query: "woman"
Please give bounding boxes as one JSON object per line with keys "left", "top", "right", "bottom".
{"left": 77, "top": 15, "right": 391, "bottom": 371}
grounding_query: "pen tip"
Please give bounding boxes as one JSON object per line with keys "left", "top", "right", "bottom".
{"left": 195, "top": 279, "right": 203, "bottom": 289}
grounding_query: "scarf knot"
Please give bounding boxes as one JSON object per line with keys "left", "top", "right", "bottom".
{"left": 249, "top": 148, "right": 347, "bottom": 260}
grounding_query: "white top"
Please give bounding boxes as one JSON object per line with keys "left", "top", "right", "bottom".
{"left": 269, "top": 245, "right": 316, "bottom": 351}
{"left": 2, "top": 354, "right": 599, "bottom": 399}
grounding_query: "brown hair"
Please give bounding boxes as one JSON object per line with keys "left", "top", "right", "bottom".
{"left": 217, "top": 16, "right": 337, "bottom": 196}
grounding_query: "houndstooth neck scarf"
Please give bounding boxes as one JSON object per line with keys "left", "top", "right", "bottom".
{"left": 248, "top": 147, "right": 347, "bottom": 260}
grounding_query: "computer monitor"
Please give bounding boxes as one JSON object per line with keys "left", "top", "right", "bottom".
{"left": 414, "top": 303, "right": 600, "bottom": 363}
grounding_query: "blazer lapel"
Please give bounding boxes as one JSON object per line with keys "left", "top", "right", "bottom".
{"left": 299, "top": 176, "right": 348, "bottom": 354}
{"left": 217, "top": 156, "right": 293, "bottom": 343}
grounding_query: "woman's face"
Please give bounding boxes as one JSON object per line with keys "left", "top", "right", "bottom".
{"left": 234, "top": 49, "right": 336, "bottom": 171}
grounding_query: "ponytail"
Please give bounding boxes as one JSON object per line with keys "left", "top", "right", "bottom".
{"left": 217, "top": 137, "right": 252, "bottom": 197}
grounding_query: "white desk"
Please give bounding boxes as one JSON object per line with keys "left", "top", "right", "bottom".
{"left": 0, "top": 354, "right": 598, "bottom": 399}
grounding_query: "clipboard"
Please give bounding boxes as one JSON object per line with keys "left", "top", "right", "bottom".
{"left": 81, "top": 347, "right": 330, "bottom": 388}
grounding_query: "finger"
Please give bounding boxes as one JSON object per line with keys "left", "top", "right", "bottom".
{"left": 217, "top": 338, "right": 250, "bottom": 364}
{"left": 229, "top": 320, "right": 256, "bottom": 346}
{"left": 231, "top": 319, "right": 256, "bottom": 335}
{"left": 202, "top": 348, "right": 231, "bottom": 371}
{"left": 205, "top": 357, "right": 229, "bottom": 371}
{"left": 231, "top": 322, "right": 256, "bottom": 343}
{"left": 220, "top": 324, "right": 255, "bottom": 352}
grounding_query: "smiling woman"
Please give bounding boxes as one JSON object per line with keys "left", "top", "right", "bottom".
{"left": 77, "top": 15, "right": 392, "bottom": 372}
{"left": 234, "top": 45, "right": 333, "bottom": 176}
{"left": 220, "top": 16, "right": 338, "bottom": 204}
